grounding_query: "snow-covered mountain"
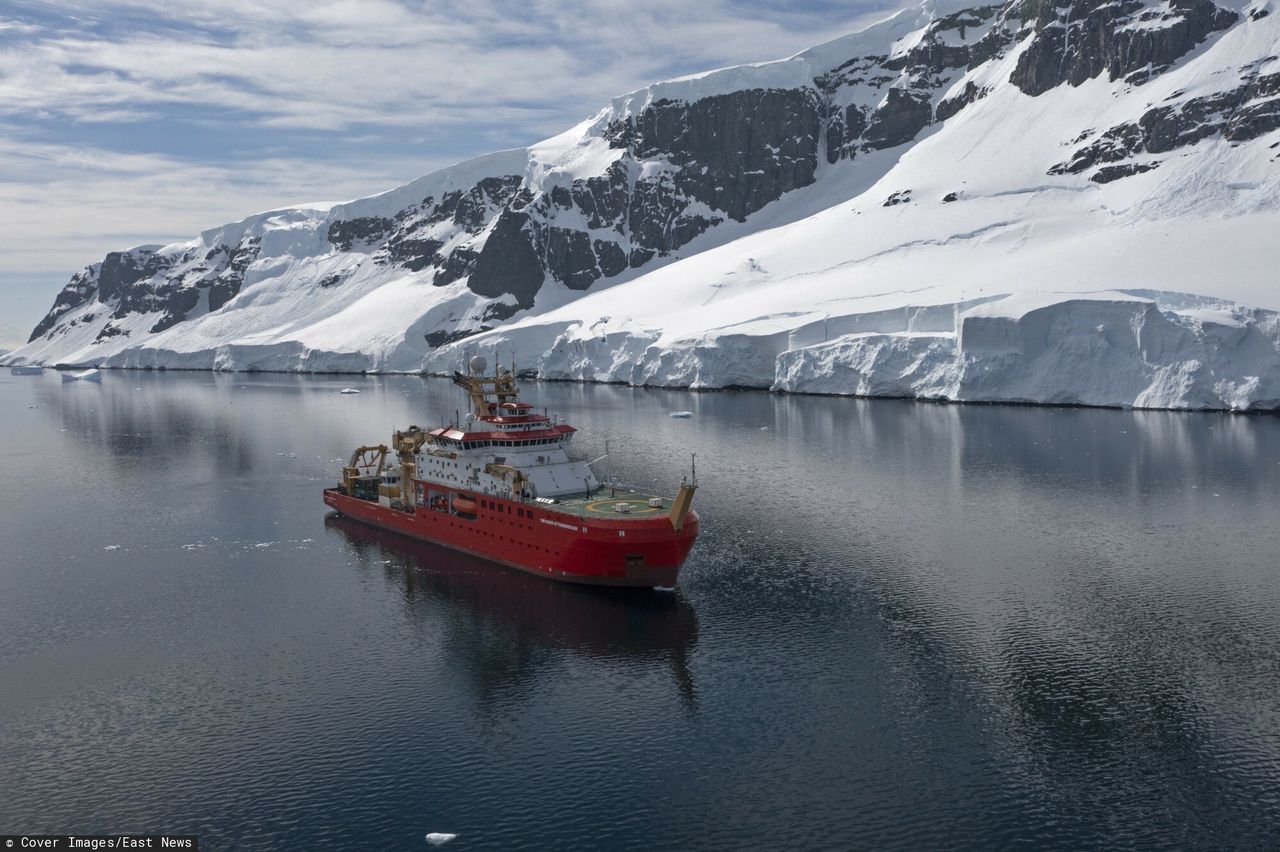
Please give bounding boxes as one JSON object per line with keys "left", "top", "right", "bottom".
{"left": 7, "top": 0, "right": 1280, "bottom": 409}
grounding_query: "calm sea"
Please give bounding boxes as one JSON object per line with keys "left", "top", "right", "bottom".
{"left": 2, "top": 372, "right": 1279, "bottom": 850}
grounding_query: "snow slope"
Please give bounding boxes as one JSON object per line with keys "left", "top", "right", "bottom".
{"left": 6, "top": 0, "right": 1280, "bottom": 409}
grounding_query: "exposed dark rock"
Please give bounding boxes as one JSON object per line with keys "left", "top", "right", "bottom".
{"left": 208, "top": 238, "right": 260, "bottom": 312}
{"left": 539, "top": 226, "right": 599, "bottom": 290}
{"left": 1251, "top": 7, "right": 1270, "bottom": 19}
{"left": 864, "top": 88, "right": 935, "bottom": 148}
{"left": 423, "top": 301, "right": 522, "bottom": 347}
{"left": 627, "top": 173, "right": 679, "bottom": 252}
{"left": 23, "top": 0, "right": 1266, "bottom": 354}
{"left": 425, "top": 176, "right": 524, "bottom": 231}
{"left": 433, "top": 248, "right": 478, "bottom": 287}
{"left": 603, "top": 117, "right": 638, "bottom": 149}
{"left": 1226, "top": 72, "right": 1280, "bottom": 139}
{"left": 382, "top": 236, "right": 444, "bottom": 271}
{"left": 29, "top": 267, "right": 98, "bottom": 341}
{"left": 1010, "top": 0, "right": 1237, "bottom": 96}
{"left": 969, "top": 22, "right": 1014, "bottom": 68}
{"left": 467, "top": 211, "right": 545, "bottom": 308}
{"left": 593, "top": 240, "right": 627, "bottom": 278}
{"left": 94, "top": 323, "right": 128, "bottom": 342}
{"left": 1051, "top": 122, "right": 1145, "bottom": 173}
{"left": 481, "top": 302, "right": 521, "bottom": 323}
{"left": 629, "top": 247, "right": 656, "bottom": 268}
{"left": 621, "top": 88, "right": 823, "bottom": 222}
{"left": 424, "top": 328, "right": 478, "bottom": 347}
{"left": 818, "top": 4, "right": 1002, "bottom": 154}
{"left": 549, "top": 186, "right": 573, "bottom": 210}
{"left": 936, "top": 82, "right": 987, "bottom": 122}
{"left": 825, "top": 103, "right": 870, "bottom": 163}
{"left": 1091, "top": 161, "right": 1160, "bottom": 182}
{"left": 328, "top": 217, "right": 393, "bottom": 251}
{"left": 1052, "top": 71, "right": 1280, "bottom": 175}
{"left": 149, "top": 287, "right": 201, "bottom": 333}
{"left": 96, "top": 249, "right": 174, "bottom": 307}
{"left": 571, "top": 162, "right": 630, "bottom": 230}
{"left": 883, "top": 6, "right": 997, "bottom": 76}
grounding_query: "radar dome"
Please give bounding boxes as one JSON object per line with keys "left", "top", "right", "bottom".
{"left": 469, "top": 355, "right": 488, "bottom": 374}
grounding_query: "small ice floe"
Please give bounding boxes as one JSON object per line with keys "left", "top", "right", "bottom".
{"left": 759, "top": 426, "right": 770, "bottom": 431}
{"left": 254, "top": 542, "right": 274, "bottom": 548}
{"left": 669, "top": 410, "right": 694, "bottom": 419}
{"left": 425, "top": 833, "right": 457, "bottom": 846}
{"left": 62, "top": 368, "right": 103, "bottom": 383}
{"left": 653, "top": 585, "right": 676, "bottom": 593}
{"left": 339, "top": 387, "right": 361, "bottom": 394}
{"left": 104, "top": 545, "right": 121, "bottom": 551}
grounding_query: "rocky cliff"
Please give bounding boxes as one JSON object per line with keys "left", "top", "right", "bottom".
{"left": 7, "top": 0, "right": 1279, "bottom": 409}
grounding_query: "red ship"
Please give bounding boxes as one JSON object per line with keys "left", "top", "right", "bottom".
{"left": 324, "top": 357, "right": 700, "bottom": 587}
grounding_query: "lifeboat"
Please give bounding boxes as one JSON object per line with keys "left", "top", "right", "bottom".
{"left": 452, "top": 494, "right": 477, "bottom": 514}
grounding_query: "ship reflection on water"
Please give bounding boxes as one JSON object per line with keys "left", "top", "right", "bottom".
{"left": 323, "top": 514, "right": 699, "bottom": 709}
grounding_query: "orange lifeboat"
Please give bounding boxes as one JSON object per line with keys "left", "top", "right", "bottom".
{"left": 452, "top": 494, "right": 477, "bottom": 514}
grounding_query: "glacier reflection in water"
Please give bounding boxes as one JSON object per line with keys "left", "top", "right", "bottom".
{"left": 0, "top": 371, "right": 1278, "bottom": 850}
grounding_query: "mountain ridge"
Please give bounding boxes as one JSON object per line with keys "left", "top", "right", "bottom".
{"left": 6, "top": 0, "right": 1280, "bottom": 409}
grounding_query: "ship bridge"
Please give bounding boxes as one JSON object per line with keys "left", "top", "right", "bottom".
{"left": 407, "top": 362, "right": 599, "bottom": 500}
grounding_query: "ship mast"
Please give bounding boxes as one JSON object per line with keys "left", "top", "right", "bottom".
{"left": 452, "top": 354, "right": 519, "bottom": 418}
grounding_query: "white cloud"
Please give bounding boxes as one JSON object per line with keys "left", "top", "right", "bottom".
{"left": 0, "top": 0, "right": 903, "bottom": 339}
{"left": 2, "top": 1, "right": 894, "bottom": 131}
{"left": 0, "top": 136, "right": 451, "bottom": 272}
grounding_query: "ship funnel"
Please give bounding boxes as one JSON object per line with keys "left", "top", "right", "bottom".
{"left": 469, "top": 355, "right": 488, "bottom": 375}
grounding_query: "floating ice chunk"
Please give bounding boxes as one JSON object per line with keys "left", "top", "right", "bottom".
{"left": 653, "top": 585, "right": 676, "bottom": 592}
{"left": 425, "top": 833, "right": 457, "bottom": 846}
{"left": 339, "top": 387, "right": 361, "bottom": 394}
{"left": 104, "top": 545, "right": 120, "bottom": 551}
{"left": 669, "top": 411, "right": 694, "bottom": 418}
{"left": 62, "top": 368, "right": 102, "bottom": 383}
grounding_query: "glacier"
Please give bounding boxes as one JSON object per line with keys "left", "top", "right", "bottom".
{"left": 4, "top": 0, "right": 1280, "bottom": 410}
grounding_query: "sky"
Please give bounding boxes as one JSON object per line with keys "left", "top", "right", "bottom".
{"left": 0, "top": 0, "right": 902, "bottom": 349}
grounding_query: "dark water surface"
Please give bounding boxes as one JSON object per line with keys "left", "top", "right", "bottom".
{"left": 2, "top": 372, "right": 1279, "bottom": 850}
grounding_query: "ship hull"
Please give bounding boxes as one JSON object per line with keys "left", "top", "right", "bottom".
{"left": 323, "top": 485, "right": 698, "bottom": 587}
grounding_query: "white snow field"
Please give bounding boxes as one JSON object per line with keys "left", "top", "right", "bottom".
{"left": 5, "top": 0, "right": 1280, "bottom": 410}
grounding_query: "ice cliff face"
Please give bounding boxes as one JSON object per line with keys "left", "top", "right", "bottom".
{"left": 7, "top": 0, "right": 1280, "bottom": 410}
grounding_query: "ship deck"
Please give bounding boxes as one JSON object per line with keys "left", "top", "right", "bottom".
{"left": 539, "top": 489, "right": 671, "bottom": 520}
